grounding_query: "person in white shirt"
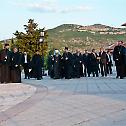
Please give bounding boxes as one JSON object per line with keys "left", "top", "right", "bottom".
{"left": 21, "top": 51, "right": 31, "bottom": 79}
{"left": 106, "top": 50, "right": 113, "bottom": 74}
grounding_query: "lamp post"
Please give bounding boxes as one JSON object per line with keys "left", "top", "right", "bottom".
{"left": 39, "top": 31, "right": 45, "bottom": 55}
{"left": 39, "top": 30, "right": 45, "bottom": 75}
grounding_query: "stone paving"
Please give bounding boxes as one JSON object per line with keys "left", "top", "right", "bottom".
{"left": 0, "top": 83, "right": 36, "bottom": 112}
{"left": 0, "top": 72, "right": 126, "bottom": 126}
{"left": 0, "top": 83, "right": 37, "bottom": 124}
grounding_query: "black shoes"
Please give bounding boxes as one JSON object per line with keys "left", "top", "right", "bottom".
{"left": 116, "top": 76, "right": 124, "bottom": 79}
{"left": 116, "top": 76, "right": 119, "bottom": 78}
{"left": 120, "top": 77, "right": 124, "bottom": 79}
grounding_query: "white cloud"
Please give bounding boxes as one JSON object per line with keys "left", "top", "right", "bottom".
{"left": 60, "top": 6, "right": 93, "bottom": 13}
{"left": 11, "top": 1, "right": 93, "bottom": 13}
{"left": 11, "top": 0, "right": 58, "bottom": 13}
{"left": 29, "top": 3, "right": 57, "bottom": 13}
{"left": 29, "top": 4, "right": 93, "bottom": 13}
{"left": 43, "top": 0, "right": 58, "bottom": 2}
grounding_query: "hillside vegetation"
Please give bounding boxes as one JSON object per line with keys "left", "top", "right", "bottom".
{"left": 47, "top": 24, "right": 126, "bottom": 52}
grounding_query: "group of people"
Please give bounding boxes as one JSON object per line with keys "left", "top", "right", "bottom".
{"left": 0, "top": 40, "right": 126, "bottom": 83}
{"left": 0, "top": 43, "right": 44, "bottom": 83}
{"left": 48, "top": 47, "right": 113, "bottom": 79}
{"left": 48, "top": 41, "right": 126, "bottom": 79}
{"left": 0, "top": 44, "right": 21, "bottom": 83}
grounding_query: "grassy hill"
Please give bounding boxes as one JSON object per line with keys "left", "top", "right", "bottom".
{"left": 47, "top": 24, "right": 126, "bottom": 52}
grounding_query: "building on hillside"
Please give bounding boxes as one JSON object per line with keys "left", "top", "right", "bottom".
{"left": 78, "top": 26, "right": 110, "bottom": 32}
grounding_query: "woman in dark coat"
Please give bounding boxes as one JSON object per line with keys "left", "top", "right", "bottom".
{"left": 10, "top": 47, "right": 22, "bottom": 83}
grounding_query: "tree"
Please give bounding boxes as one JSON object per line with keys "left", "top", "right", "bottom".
{"left": 13, "top": 19, "right": 48, "bottom": 56}
{"left": 0, "top": 42, "right": 3, "bottom": 49}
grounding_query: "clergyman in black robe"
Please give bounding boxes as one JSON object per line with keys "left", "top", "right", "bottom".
{"left": 30, "top": 50, "right": 42, "bottom": 80}
{"left": 52, "top": 49, "right": 61, "bottom": 79}
{"left": 73, "top": 50, "right": 82, "bottom": 78}
{"left": 0, "top": 43, "right": 12, "bottom": 83}
{"left": 62, "top": 47, "right": 73, "bottom": 79}
{"left": 113, "top": 41, "right": 125, "bottom": 79}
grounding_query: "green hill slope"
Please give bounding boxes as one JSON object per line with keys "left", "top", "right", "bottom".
{"left": 47, "top": 24, "right": 126, "bottom": 52}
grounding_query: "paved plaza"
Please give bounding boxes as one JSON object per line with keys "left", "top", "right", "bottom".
{"left": 0, "top": 71, "right": 126, "bottom": 126}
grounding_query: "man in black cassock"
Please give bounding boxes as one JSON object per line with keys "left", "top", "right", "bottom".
{"left": 73, "top": 50, "right": 82, "bottom": 78}
{"left": 0, "top": 43, "right": 11, "bottom": 83}
{"left": 62, "top": 47, "right": 73, "bottom": 79}
{"left": 113, "top": 41, "right": 125, "bottom": 79}
{"left": 30, "top": 50, "right": 42, "bottom": 80}
{"left": 10, "top": 47, "right": 22, "bottom": 83}
{"left": 123, "top": 47, "right": 126, "bottom": 77}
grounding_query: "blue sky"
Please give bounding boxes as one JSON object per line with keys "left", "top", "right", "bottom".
{"left": 0, "top": 0, "right": 126, "bottom": 40}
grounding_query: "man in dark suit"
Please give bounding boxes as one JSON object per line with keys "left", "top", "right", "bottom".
{"left": 99, "top": 47, "right": 108, "bottom": 77}
{"left": 106, "top": 50, "right": 113, "bottom": 74}
{"left": 83, "top": 50, "right": 90, "bottom": 77}
{"left": 47, "top": 54, "right": 54, "bottom": 78}
{"left": 0, "top": 43, "right": 12, "bottom": 83}
{"left": 22, "top": 51, "right": 31, "bottom": 79}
